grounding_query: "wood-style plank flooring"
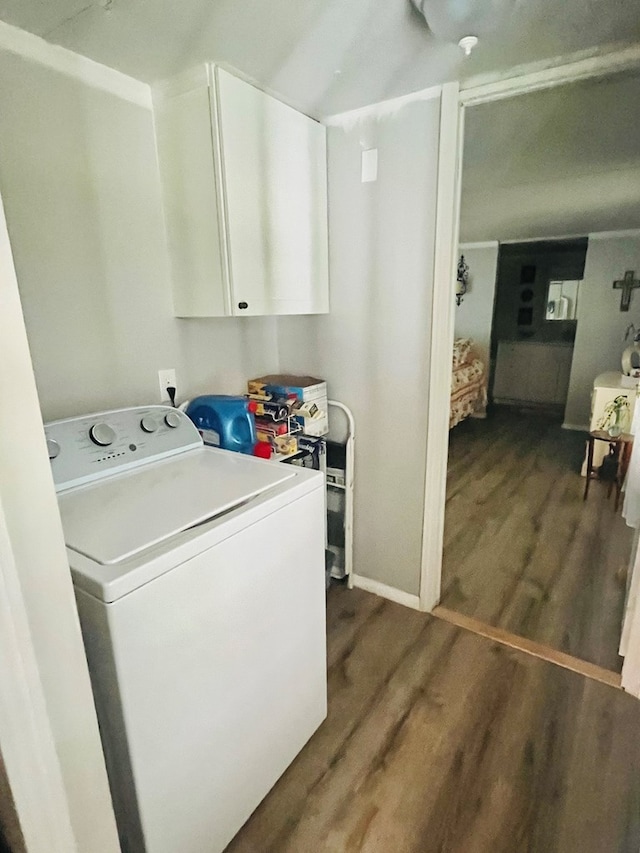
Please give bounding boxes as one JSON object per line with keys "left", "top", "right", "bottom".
{"left": 441, "top": 407, "right": 633, "bottom": 673}
{"left": 226, "top": 586, "right": 640, "bottom": 853}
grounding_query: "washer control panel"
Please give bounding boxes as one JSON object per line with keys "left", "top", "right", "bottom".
{"left": 45, "top": 406, "right": 202, "bottom": 492}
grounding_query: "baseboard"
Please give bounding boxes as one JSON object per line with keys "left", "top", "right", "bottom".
{"left": 494, "top": 398, "right": 564, "bottom": 412}
{"left": 562, "top": 422, "right": 589, "bottom": 431}
{"left": 351, "top": 574, "right": 421, "bottom": 610}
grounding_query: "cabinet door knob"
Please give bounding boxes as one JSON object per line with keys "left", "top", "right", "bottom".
{"left": 238, "top": 302, "right": 248, "bottom": 310}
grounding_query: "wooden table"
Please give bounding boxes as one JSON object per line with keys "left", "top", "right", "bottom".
{"left": 583, "top": 429, "right": 633, "bottom": 511}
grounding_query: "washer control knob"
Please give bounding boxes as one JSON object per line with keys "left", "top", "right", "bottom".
{"left": 140, "top": 416, "right": 158, "bottom": 433}
{"left": 165, "top": 411, "right": 181, "bottom": 429}
{"left": 47, "top": 438, "right": 60, "bottom": 460}
{"left": 90, "top": 423, "right": 116, "bottom": 447}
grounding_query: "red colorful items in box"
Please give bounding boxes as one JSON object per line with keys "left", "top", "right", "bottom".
{"left": 247, "top": 375, "right": 328, "bottom": 438}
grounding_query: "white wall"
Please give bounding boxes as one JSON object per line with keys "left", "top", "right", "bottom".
{"left": 278, "top": 94, "right": 441, "bottom": 597}
{"left": 454, "top": 241, "right": 499, "bottom": 366}
{"left": 0, "top": 31, "right": 443, "bottom": 606}
{"left": 564, "top": 231, "right": 640, "bottom": 428}
{"left": 0, "top": 48, "right": 278, "bottom": 422}
{"left": 0, "top": 190, "right": 119, "bottom": 850}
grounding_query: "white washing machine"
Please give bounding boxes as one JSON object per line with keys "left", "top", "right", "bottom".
{"left": 45, "top": 405, "right": 327, "bottom": 853}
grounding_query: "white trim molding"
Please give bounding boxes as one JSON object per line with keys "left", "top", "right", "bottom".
{"left": 351, "top": 574, "right": 421, "bottom": 611}
{"left": 588, "top": 229, "right": 640, "bottom": 240}
{"left": 500, "top": 233, "right": 587, "bottom": 245}
{"left": 622, "top": 531, "right": 640, "bottom": 698}
{"left": 461, "top": 42, "right": 640, "bottom": 107}
{"left": 0, "top": 506, "right": 79, "bottom": 853}
{"left": 562, "top": 422, "right": 589, "bottom": 432}
{"left": 0, "top": 188, "right": 120, "bottom": 852}
{"left": 0, "top": 20, "right": 151, "bottom": 108}
{"left": 419, "top": 81, "right": 463, "bottom": 612}
{"left": 459, "top": 240, "right": 499, "bottom": 250}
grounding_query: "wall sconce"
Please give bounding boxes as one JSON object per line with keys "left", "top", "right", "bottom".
{"left": 456, "top": 254, "right": 469, "bottom": 306}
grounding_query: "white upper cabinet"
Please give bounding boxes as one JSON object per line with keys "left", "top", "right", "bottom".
{"left": 153, "top": 65, "right": 329, "bottom": 318}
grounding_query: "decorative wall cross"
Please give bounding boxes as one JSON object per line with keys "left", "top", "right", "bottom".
{"left": 613, "top": 270, "right": 640, "bottom": 312}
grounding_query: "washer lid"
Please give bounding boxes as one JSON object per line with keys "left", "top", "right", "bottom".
{"left": 58, "top": 447, "right": 295, "bottom": 565}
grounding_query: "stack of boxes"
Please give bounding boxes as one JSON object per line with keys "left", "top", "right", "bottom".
{"left": 247, "top": 374, "right": 328, "bottom": 468}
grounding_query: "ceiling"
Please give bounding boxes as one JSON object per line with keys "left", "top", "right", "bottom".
{"left": 460, "top": 70, "right": 640, "bottom": 242}
{"left": 0, "top": 0, "right": 639, "bottom": 117}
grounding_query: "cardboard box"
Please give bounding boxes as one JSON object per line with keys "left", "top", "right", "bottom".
{"left": 248, "top": 374, "right": 327, "bottom": 404}
{"left": 255, "top": 419, "right": 289, "bottom": 439}
{"left": 296, "top": 435, "right": 326, "bottom": 471}
{"left": 292, "top": 399, "right": 319, "bottom": 418}
{"left": 249, "top": 398, "right": 291, "bottom": 421}
{"left": 273, "top": 434, "right": 298, "bottom": 455}
{"left": 292, "top": 411, "right": 328, "bottom": 436}
{"left": 249, "top": 374, "right": 328, "bottom": 436}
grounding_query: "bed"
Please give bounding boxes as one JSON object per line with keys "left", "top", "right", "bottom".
{"left": 450, "top": 338, "right": 487, "bottom": 429}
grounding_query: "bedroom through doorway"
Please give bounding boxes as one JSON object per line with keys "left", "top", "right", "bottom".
{"left": 440, "top": 71, "right": 640, "bottom": 674}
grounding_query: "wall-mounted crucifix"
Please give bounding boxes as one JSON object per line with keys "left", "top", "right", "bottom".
{"left": 613, "top": 270, "right": 640, "bottom": 312}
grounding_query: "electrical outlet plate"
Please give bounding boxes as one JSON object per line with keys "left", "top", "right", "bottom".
{"left": 158, "top": 369, "right": 177, "bottom": 402}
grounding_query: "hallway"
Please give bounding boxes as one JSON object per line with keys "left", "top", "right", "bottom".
{"left": 441, "top": 407, "right": 632, "bottom": 672}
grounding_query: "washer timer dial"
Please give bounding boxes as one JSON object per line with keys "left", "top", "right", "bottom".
{"left": 89, "top": 423, "right": 116, "bottom": 447}
{"left": 140, "top": 416, "right": 158, "bottom": 433}
{"left": 165, "top": 411, "right": 181, "bottom": 429}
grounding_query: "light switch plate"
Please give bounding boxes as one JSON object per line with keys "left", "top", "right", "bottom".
{"left": 361, "top": 148, "right": 378, "bottom": 183}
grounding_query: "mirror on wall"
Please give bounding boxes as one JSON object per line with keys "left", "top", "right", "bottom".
{"left": 545, "top": 279, "right": 581, "bottom": 320}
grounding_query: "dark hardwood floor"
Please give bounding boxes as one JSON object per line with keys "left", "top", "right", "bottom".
{"left": 441, "top": 406, "right": 633, "bottom": 673}
{"left": 226, "top": 586, "right": 640, "bottom": 853}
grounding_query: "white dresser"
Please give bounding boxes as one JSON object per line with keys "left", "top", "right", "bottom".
{"left": 582, "top": 372, "right": 638, "bottom": 473}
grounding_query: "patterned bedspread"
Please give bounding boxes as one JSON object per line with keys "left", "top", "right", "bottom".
{"left": 450, "top": 339, "right": 487, "bottom": 429}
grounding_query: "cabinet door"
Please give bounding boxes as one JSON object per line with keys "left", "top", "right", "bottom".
{"left": 215, "top": 68, "right": 329, "bottom": 317}
{"left": 155, "top": 80, "right": 230, "bottom": 317}
{"left": 526, "top": 346, "right": 562, "bottom": 403}
{"left": 493, "top": 342, "right": 525, "bottom": 400}
{"left": 553, "top": 347, "right": 573, "bottom": 404}
{"left": 494, "top": 342, "right": 574, "bottom": 404}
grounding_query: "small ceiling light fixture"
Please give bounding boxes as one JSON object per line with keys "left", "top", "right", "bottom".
{"left": 458, "top": 35, "right": 479, "bottom": 56}
{"left": 410, "top": 0, "right": 513, "bottom": 47}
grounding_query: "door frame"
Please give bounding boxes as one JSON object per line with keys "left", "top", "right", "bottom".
{"left": 0, "top": 190, "right": 120, "bottom": 850}
{"left": 419, "top": 43, "right": 640, "bottom": 695}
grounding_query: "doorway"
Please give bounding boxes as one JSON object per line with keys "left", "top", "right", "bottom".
{"left": 489, "top": 239, "right": 586, "bottom": 412}
{"left": 425, "top": 65, "right": 640, "bottom": 677}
